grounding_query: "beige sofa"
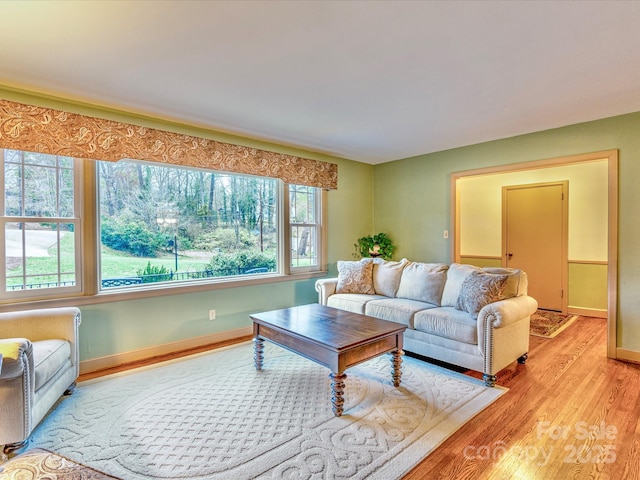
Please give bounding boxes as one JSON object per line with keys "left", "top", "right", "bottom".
{"left": 0, "top": 307, "right": 81, "bottom": 453}
{"left": 315, "top": 259, "right": 538, "bottom": 386}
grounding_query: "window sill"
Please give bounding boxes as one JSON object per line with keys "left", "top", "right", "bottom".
{"left": 0, "top": 270, "right": 327, "bottom": 312}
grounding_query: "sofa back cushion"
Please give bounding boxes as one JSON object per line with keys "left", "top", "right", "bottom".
{"left": 396, "top": 262, "right": 449, "bottom": 305}
{"left": 372, "top": 258, "right": 408, "bottom": 297}
{"left": 441, "top": 263, "right": 480, "bottom": 307}
{"left": 335, "top": 259, "right": 375, "bottom": 294}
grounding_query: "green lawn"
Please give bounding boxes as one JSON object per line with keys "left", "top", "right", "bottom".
{"left": 7, "top": 233, "right": 301, "bottom": 288}
{"left": 6, "top": 233, "right": 212, "bottom": 287}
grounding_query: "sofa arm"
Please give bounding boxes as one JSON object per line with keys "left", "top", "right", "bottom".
{"left": 478, "top": 295, "right": 538, "bottom": 330}
{"left": 315, "top": 278, "right": 338, "bottom": 305}
{"left": 0, "top": 338, "right": 33, "bottom": 381}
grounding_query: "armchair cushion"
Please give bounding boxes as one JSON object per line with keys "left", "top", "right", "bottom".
{"left": 33, "top": 340, "right": 71, "bottom": 391}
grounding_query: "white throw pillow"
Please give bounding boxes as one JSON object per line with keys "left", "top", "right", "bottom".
{"left": 396, "top": 262, "right": 449, "bottom": 305}
{"left": 372, "top": 258, "right": 408, "bottom": 297}
{"left": 335, "top": 259, "right": 375, "bottom": 294}
{"left": 440, "top": 263, "right": 481, "bottom": 307}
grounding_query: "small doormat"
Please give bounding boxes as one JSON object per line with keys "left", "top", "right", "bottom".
{"left": 530, "top": 309, "right": 578, "bottom": 338}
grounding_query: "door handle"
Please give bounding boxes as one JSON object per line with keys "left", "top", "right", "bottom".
{"left": 507, "top": 253, "right": 513, "bottom": 259}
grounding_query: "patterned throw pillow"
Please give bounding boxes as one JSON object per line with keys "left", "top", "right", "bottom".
{"left": 457, "top": 271, "right": 510, "bottom": 317}
{"left": 335, "top": 260, "right": 375, "bottom": 294}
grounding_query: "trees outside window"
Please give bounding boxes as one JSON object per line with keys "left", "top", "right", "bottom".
{"left": 98, "top": 161, "right": 280, "bottom": 288}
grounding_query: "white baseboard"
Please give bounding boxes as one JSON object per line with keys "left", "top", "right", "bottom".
{"left": 567, "top": 307, "right": 607, "bottom": 319}
{"left": 80, "top": 326, "right": 253, "bottom": 375}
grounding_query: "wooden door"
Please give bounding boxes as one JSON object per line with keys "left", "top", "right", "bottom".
{"left": 503, "top": 182, "right": 568, "bottom": 311}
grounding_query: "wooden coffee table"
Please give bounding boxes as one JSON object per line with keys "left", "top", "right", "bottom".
{"left": 249, "top": 303, "right": 407, "bottom": 416}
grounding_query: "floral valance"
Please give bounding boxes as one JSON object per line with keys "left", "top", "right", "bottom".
{"left": 0, "top": 99, "right": 338, "bottom": 190}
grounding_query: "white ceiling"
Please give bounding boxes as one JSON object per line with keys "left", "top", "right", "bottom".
{"left": 1, "top": 1, "right": 640, "bottom": 164}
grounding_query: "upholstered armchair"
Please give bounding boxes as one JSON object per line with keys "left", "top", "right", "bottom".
{"left": 0, "top": 307, "right": 81, "bottom": 454}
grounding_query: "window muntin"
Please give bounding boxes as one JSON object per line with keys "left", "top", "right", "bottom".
{"left": 289, "top": 184, "right": 321, "bottom": 270}
{"left": 1, "top": 149, "right": 81, "bottom": 296}
{"left": 98, "top": 160, "right": 279, "bottom": 289}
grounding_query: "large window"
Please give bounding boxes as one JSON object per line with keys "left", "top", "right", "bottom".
{"left": 1, "top": 148, "right": 324, "bottom": 300}
{"left": 98, "top": 160, "right": 281, "bottom": 289}
{"left": 1, "top": 149, "right": 81, "bottom": 297}
{"left": 290, "top": 184, "right": 321, "bottom": 270}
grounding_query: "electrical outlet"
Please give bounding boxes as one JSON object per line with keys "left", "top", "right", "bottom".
{"left": 443, "top": 230, "right": 449, "bottom": 239}
{"left": 208, "top": 309, "right": 216, "bottom": 321}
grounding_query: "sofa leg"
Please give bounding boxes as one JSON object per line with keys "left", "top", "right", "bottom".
{"left": 483, "top": 374, "right": 497, "bottom": 387}
{"left": 64, "top": 381, "right": 77, "bottom": 395}
{"left": 3, "top": 439, "right": 28, "bottom": 454}
{"left": 517, "top": 353, "right": 529, "bottom": 365}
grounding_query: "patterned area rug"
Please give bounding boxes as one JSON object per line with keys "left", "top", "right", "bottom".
{"left": 530, "top": 309, "right": 578, "bottom": 338}
{"left": 28, "top": 342, "right": 505, "bottom": 480}
{"left": 2, "top": 448, "right": 119, "bottom": 479}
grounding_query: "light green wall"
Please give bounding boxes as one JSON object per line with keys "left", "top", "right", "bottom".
{"left": 0, "top": 87, "right": 374, "bottom": 362}
{"left": 373, "top": 112, "right": 640, "bottom": 352}
{"left": 568, "top": 263, "right": 608, "bottom": 311}
{"left": 5, "top": 85, "right": 640, "bottom": 355}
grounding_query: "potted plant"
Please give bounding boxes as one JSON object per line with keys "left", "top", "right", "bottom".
{"left": 354, "top": 233, "right": 395, "bottom": 260}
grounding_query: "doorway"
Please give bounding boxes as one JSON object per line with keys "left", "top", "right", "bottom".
{"left": 450, "top": 150, "right": 618, "bottom": 358}
{"left": 503, "top": 182, "right": 568, "bottom": 312}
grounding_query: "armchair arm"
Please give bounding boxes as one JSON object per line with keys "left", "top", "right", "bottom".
{"left": 0, "top": 339, "right": 33, "bottom": 381}
{"left": 0, "top": 307, "right": 81, "bottom": 368}
{"left": 477, "top": 295, "right": 538, "bottom": 332}
{"left": 315, "top": 278, "right": 338, "bottom": 305}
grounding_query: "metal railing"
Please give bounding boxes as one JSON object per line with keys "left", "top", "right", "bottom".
{"left": 6, "top": 267, "right": 273, "bottom": 291}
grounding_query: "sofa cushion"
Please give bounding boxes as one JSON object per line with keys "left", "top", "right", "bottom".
{"left": 335, "top": 259, "right": 375, "bottom": 295}
{"left": 327, "top": 293, "right": 386, "bottom": 314}
{"left": 365, "top": 298, "right": 436, "bottom": 328}
{"left": 456, "top": 271, "right": 511, "bottom": 318}
{"left": 440, "top": 263, "right": 482, "bottom": 307}
{"left": 397, "top": 262, "right": 449, "bottom": 305}
{"left": 32, "top": 339, "right": 71, "bottom": 391}
{"left": 413, "top": 307, "right": 478, "bottom": 345}
{"left": 372, "top": 258, "right": 408, "bottom": 297}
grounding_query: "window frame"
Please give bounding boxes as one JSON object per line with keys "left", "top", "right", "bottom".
{"left": 286, "top": 184, "right": 324, "bottom": 274}
{"left": 0, "top": 150, "right": 84, "bottom": 300}
{"left": 1, "top": 153, "right": 327, "bottom": 304}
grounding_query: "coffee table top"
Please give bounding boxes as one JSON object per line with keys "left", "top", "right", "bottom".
{"left": 250, "top": 303, "right": 406, "bottom": 351}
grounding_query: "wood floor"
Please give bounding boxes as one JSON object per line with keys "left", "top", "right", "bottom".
{"left": 80, "top": 316, "right": 640, "bottom": 480}
{"left": 405, "top": 315, "right": 640, "bottom": 480}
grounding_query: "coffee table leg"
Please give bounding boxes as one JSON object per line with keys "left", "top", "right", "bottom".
{"left": 391, "top": 349, "right": 404, "bottom": 387}
{"left": 329, "top": 372, "right": 347, "bottom": 416}
{"left": 253, "top": 337, "right": 264, "bottom": 370}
